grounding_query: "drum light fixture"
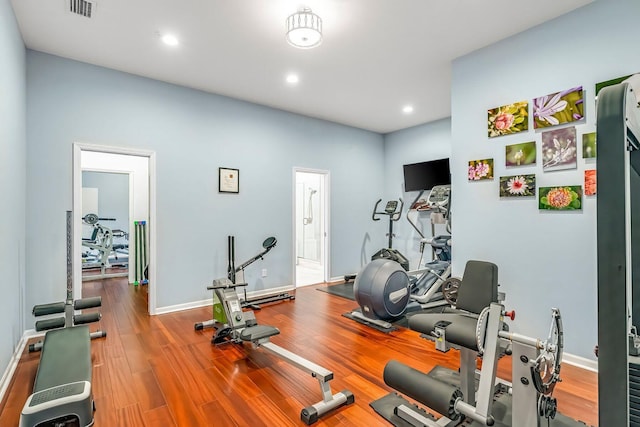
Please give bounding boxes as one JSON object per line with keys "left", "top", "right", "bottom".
{"left": 285, "top": 7, "right": 322, "bottom": 49}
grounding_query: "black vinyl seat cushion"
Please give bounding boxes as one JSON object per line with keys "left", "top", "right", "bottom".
{"left": 407, "top": 260, "right": 499, "bottom": 352}
{"left": 33, "top": 325, "right": 92, "bottom": 393}
{"left": 409, "top": 313, "right": 479, "bottom": 350}
{"left": 239, "top": 325, "right": 280, "bottom": 342}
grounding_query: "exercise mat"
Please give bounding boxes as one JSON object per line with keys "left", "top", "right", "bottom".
{"left": 316, "top": 282, "right": 355, "bottom": 300}
{"left": 342, "top": 305, "right": 449, "bottom": 333}
{"left": 342, "top": 311, "right": 397, "bottom": 333}
{"left": 370, "top": 392, "right": 437, "bottom": 427}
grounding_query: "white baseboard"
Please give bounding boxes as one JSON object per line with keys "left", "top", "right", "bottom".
{"left": 246, "top": 285, "right": 295, "bottom": 299}
{"left": 155, "top": 298, "right": 212, "bottom": 315}
{"left": 0, "top": 329, "right": 43, "bottom": 405}
{"left": 562, "top": 352, "right": 598, "bottom": 373}
{"left": 154, "top": 285, "right": 296, "bottom": 315}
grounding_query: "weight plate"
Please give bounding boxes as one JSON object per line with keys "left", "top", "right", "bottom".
{"left": 84, "top": 213, "right": 99, "bottom": 225}
{"left": 441, "top": 277, "right": 462, "bottom": 306}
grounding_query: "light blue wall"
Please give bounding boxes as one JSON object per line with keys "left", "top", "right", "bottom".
{"left": 26, "top": 51, "right": 385, "bottom": 313}
{"left": 82, "top": 171, "right": 130, "bottom": 235}
{"left": 451, "top": 0, "right": 640, "bottom": 359}
{"left": 0, "top": 0, "right": 26, "bottom": 379}
{"left": 383, "top": 119, "right": 452, "bottom": 269}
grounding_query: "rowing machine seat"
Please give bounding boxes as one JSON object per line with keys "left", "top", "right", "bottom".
{"left": 239, "top": 325, "right": 280, "bottom": 342}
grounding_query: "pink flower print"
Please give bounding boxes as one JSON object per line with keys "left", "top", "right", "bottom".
{"left": 494, "top": 113, "right": 514, "bottom": 130}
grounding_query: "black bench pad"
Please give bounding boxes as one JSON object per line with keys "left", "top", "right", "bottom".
{"left": 34, "top": 325, "right": 92, "bottom": 392}
{"left": 409, "top": 313, "right": 479, "bottom": 351}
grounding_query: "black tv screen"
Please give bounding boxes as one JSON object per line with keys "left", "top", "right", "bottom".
{"left": 403, "top": 158, "right": 451, "bottom": 192}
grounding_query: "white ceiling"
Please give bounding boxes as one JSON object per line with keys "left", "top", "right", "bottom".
{"left": 10, "top": 0, "right": 593, "bottom": 133}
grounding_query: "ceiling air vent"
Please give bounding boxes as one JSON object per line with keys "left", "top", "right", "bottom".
{"left": 68, "top": 0, "right": 95, "bottom": 18}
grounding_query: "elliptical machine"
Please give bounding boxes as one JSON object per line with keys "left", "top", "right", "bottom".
{"left": 370, "top": 199, "right": 410, "bottom": 271}
{"left": 349, "top": 185, "right": 455, "bottom": 330}
{"left": 344, "top": 199, "right": 409, "bottom": 283}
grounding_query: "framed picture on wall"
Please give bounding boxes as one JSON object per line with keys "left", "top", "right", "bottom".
{"left": 219, "top": 167, "right": 239, "bottom": 193}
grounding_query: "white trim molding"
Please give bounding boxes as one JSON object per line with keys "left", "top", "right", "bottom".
{"left": 156, "top": 299, "right": 213, "bottom": 315}
{"left": 156, "top": 285, "right": 296, "bottom": 315}
{"left": 73, "top": 142, "right": 158, "bottom": 315}
{"left": 0, "top": 330, "right": 44, "bottom": 404}
{"left": 562, "top": 352, "right": 598, "bottom": 373}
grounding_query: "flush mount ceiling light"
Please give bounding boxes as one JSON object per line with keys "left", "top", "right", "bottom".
{"left": 161, "top": 34, "right": 179, "bottom": 46}
{"left": 286, "top": 7, "right": 322, "bottom": 49}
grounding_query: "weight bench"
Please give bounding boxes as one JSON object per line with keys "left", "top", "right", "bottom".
{"left": 20, "top": 325, "right": 95, "bottom": 427}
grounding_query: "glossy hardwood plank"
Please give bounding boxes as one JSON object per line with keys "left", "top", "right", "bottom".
{"left": 148, "top": 354, "right": 208, "bottom": 426}
{"left": 116, "top": 403, "right": 147, "bottom": 426}
{"left": 0, "top": 277, "right": 598, "bottom": 426}
{"left": 143, "top": 405, "right": 177, "bottom": 427}
{"left": 131, "top": 369, "right": 166, "bottom": 412}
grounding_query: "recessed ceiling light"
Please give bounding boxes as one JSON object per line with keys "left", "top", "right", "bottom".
{"left": 161, "top": 34, "right": 179, "bottom": 46}
{"left": 402, "top": 105, "right": 414, "bottom": 114}
{"left": 286, "top": 74, "right": 299, "bottom": 84}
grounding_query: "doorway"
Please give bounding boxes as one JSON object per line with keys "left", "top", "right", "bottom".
{"left": 81, "top": 170, "right": 131, "bottom": 280}
{"left": 73, "top": 143, "right": 157, "bottom": 314}
{"left": 294, "top": 169, "right": 329, "bottom": 286}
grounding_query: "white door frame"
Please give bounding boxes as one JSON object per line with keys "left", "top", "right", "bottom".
{"left": 292, "top": 167, "right": 330, "bottom": 285}
{"left": 73, "top": 143, "right": 158, "bottom": 314}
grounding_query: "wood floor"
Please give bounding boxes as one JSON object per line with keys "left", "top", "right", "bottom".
{"left": 0, "top": 277, "right": 598, "bottom": 426}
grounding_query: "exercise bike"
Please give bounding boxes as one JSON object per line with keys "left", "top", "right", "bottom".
{"left": 348, "top": 185, "right": 456, "bottom": 330}
{"left": 197, "top": 278, "right": 355, "bottom": 424}
{"left": 194, "top": 235, "right": 294, "bottom": 331}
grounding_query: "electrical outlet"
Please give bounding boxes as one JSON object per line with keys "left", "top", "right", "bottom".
{"left": 261, "top": 268, "right": 267, "bottom": 277}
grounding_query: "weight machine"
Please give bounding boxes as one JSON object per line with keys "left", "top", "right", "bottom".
{"left": 372, "top": 260, "right": 585, "bottom": 427}
{"left": 81, "top": 213, "right": 128, "bottom": 281}
{"left": 596, "top": 74, "right": 640, "bottom": 426}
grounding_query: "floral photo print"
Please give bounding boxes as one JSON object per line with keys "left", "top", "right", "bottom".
{"left": 542, "top": 127, "right": 577, "bottom": 172}
{"left": 468, "top": 158, "right": 494, "bottom": 181}
{"left": 539, "top": 186, "right": 582, "bottom": 210}
{"left": 585, "top": 170, "right": 597, "bottom": 195}
{"left": 582, "top": 132, "right": 597, "bottom": 158}
{"left": 499, "top": 174, "right": 536, "bottom": 197}
{"left": 533, "top": 86, "right": 584, "bottom": 129}
{"left": 505, "top": 141, "right": 536, "bottom": 167}
{"left": 487, "top": 101, "right": 528, "bottom": 138}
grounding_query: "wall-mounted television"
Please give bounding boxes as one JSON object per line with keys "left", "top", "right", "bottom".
{"left": 403, "top": 158, "right": 451, "bottom": 192}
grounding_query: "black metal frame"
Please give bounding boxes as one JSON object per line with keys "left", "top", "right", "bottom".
{"left": 597, "top": 77, "right": 640, "bottom": 426}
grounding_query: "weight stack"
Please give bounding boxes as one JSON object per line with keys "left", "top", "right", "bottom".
{"left": 630, "top": 361, "right": 640, "bottom": 426}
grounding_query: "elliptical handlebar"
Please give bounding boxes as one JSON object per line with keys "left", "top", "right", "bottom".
{"left": 393, "top": 199, "right": 404, "bottom": 221}
{"left": 372, "top": 198, "right": 404, "bottom": 222}
{"left": 372, "top": 199, "right": 383, "bottom": 221}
